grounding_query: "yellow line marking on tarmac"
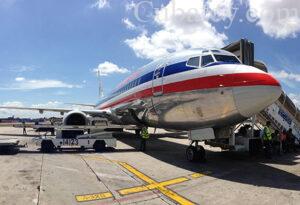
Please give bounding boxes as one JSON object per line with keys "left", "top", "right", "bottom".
{"left": 76, "top": 192, "right": 113, "bottom": 202}
{"left": 78, "top": 155, "right": 211, "bottom": 204}
{"left": 118, "top": 162, "right": 156, "bottom": 184}
{"left": 190, "top": 171, "right": 212, "bottom": 179}
{"left": 119, "top": 177, "right": 189, "bottom": 195}
{"left": 118, "top": 162, "right": 195, "bottom": 205}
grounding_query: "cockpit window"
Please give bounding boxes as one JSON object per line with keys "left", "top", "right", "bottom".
{"left": 201, "top": 55, "right": 214, "bottom": 67}
{"left": 214, "top": 55, "right": 240, "bottom": 64}
{"left": 187, "top": 56, "right": 200, "bottom": 67}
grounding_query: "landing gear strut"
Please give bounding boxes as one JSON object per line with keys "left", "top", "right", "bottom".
{"left": 186, "top": 141, "right": 206, "bottom": 162}
{"left": 135, "top": 129, "right": 141, "bottom": 136}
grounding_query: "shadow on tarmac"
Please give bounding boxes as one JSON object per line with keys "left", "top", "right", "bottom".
{"left": 115, "top": 132, "right": 300, "bottom": 192}
{"left": 0, "top": 131, "right": 299, "bottom": 191}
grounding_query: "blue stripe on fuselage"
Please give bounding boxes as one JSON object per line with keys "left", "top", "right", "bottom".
{"left": 164, "top": 62, "right": 191, "bottom": 76}
{"left": 96, "top": 61, "right": 236, "bottom": 107}
{"left": 96, "top": 61, "right": 193, "bottom": 106}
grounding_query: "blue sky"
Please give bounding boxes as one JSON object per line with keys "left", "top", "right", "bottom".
{"left": 0, "top": 0, "right": 300, "bottom": 117}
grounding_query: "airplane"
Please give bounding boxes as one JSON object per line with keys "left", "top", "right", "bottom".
{"left": 0, "top": 49, "right": 282, "bottom": 160}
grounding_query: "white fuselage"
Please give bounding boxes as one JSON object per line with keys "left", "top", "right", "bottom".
{"left": 96, "top": 49, "right": 282, "bottom": 130}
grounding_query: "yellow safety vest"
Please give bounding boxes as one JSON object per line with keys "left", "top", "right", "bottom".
{"left": 263, "top": 126, "right": 272, "bottom": 141}
{"left": 141, "top": 128, "right": 149, "bottom": 139}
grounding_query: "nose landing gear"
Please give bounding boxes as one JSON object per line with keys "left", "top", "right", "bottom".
{"left": 186, "top": 141, "right": 206, "bottom": 162}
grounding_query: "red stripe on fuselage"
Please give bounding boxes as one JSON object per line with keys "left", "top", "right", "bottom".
{"left": 99, "top": 73, "right": 280, "bottom": 109}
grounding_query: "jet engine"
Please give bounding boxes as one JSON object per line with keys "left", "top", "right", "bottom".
{"left": 58, "top": 111, "right": 89, "bottom": 139}
{"left": 62, "top": 111, "right": 89, "bottom": 126}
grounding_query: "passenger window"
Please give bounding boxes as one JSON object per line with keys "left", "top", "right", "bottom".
{"left": 187, "top": 56, "right": 200, "bottom": 67}
{"left": 201, "top": 55, "right": 214, "bottom": 67}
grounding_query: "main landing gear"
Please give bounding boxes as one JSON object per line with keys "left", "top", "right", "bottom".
{"left": 186, "top": 141, "right": 206, "bottom": 162}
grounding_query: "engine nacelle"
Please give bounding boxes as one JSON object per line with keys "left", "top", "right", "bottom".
{"left": 62, "top": 111, "right": 89, "bottom": 126}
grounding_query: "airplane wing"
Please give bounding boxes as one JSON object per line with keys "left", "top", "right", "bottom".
{"left": 0, "top": 106, "right": 111, "bottom": 117}
{"left": 64, "top": 103, "right": 95, "bottom": 108}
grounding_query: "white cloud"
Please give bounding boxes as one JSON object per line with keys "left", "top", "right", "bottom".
{"left": 125, "top": 34, "right": 171, "bottom": 59}
{"left": 125, "top": 0, "right": 229, "bottom": 59}
{"left": 31, "top": 101, "right": 62, "bottom": 108}
{"left": 0, "top": 101, "right": 27, "bottom": 118}
{"left": 93, "top": 61, "right": 130, "bottom": 76}
{"left": 125, "top": 1, "right": 136, "bottom": 11}
{"left": 15, "top": 77, "right": 25, "bottom": 82}
{"left": 272, "top": 70, "right": 300, "bottom": 82}
{"left": 206, "top": 0, "right": 233, "bottom": 21}
{"left": 1, "top": 101, "right": 24, "bottom": 108}
{"left": 0, "top": 77, "right": 81, "bottom": 90}
{"left": 247, "top": 0, "right": 300, "bottom": 38}
{"left": 8, "top": 65, "right": 35, "bottom": 73}
{"left": 91, "top": 0, "right": 109, "bottom": 10}
{"left": 122, "top": 17, "right": 147, "bottom": 33}
{"left": 122, "top": 18, "right": 137, "bottom": 30}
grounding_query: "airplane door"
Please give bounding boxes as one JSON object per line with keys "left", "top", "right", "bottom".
{"left": 152, "top": 65, "right": 165, "bottom": 96}
{"left": 151, "top": 64, "right": 165, "bottom": 115}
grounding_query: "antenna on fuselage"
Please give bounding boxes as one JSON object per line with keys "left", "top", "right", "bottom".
{"left": 97, "top": 70, "right": 104, "bottom": 99}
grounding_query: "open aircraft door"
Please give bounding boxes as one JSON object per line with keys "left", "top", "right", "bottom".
{"left": 151, "top": 64, "right": 166, "bottom": 114}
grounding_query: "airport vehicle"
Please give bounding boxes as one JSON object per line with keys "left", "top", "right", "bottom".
{"left": 33, "top": 124, "right": 117, "bottom": 153}
{"left": 0, "top": 41, "right": 282, "bottom": 160}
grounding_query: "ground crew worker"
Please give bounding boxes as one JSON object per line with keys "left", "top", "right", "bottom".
{"left": 280, "top": 129, "right": 287, "bottom": 153}
{"left": 286, "top": 128, "right": 296, "bottom": 153}
{"left": 262, "top": 121, "right": 272, "bottom": 158}
{"left": 22, "top": 121, "right": 27, "bottom": 135}
{"left": 140, "top": 127, "right": 149, "bottom": 152}
{"left": 272, "top": 130, "right": 280, "bottom": 155}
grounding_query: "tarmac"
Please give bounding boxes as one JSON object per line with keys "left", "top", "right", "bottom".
{"left": 0, "top": 127, "right": 299, "bottom": 205}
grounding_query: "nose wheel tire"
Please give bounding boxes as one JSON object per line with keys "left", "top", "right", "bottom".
{"left": 94, "top": 140, "right": 106, "bottom": 152}
{"left": 186, "top": 146, "right": 197, "bottom": 162}
{"left": 135, "top": 129, "right": 141, "bottom": 136}
{"left": 186, "top": 145, "right": 206, "bottom": 162}
{"left": 41, "top": 140, "right": 55, "bottom": 153}
{"left": 197, "top": 145, "right": 206, "bottom": 162}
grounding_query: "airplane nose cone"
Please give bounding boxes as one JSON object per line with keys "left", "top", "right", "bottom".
{"left": 233, "top": 72, "right": 282, "bottom": 118}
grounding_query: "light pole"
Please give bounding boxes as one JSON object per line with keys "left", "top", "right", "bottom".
{"left": 97, "top": 69, "right": 104, "bottom": 99}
